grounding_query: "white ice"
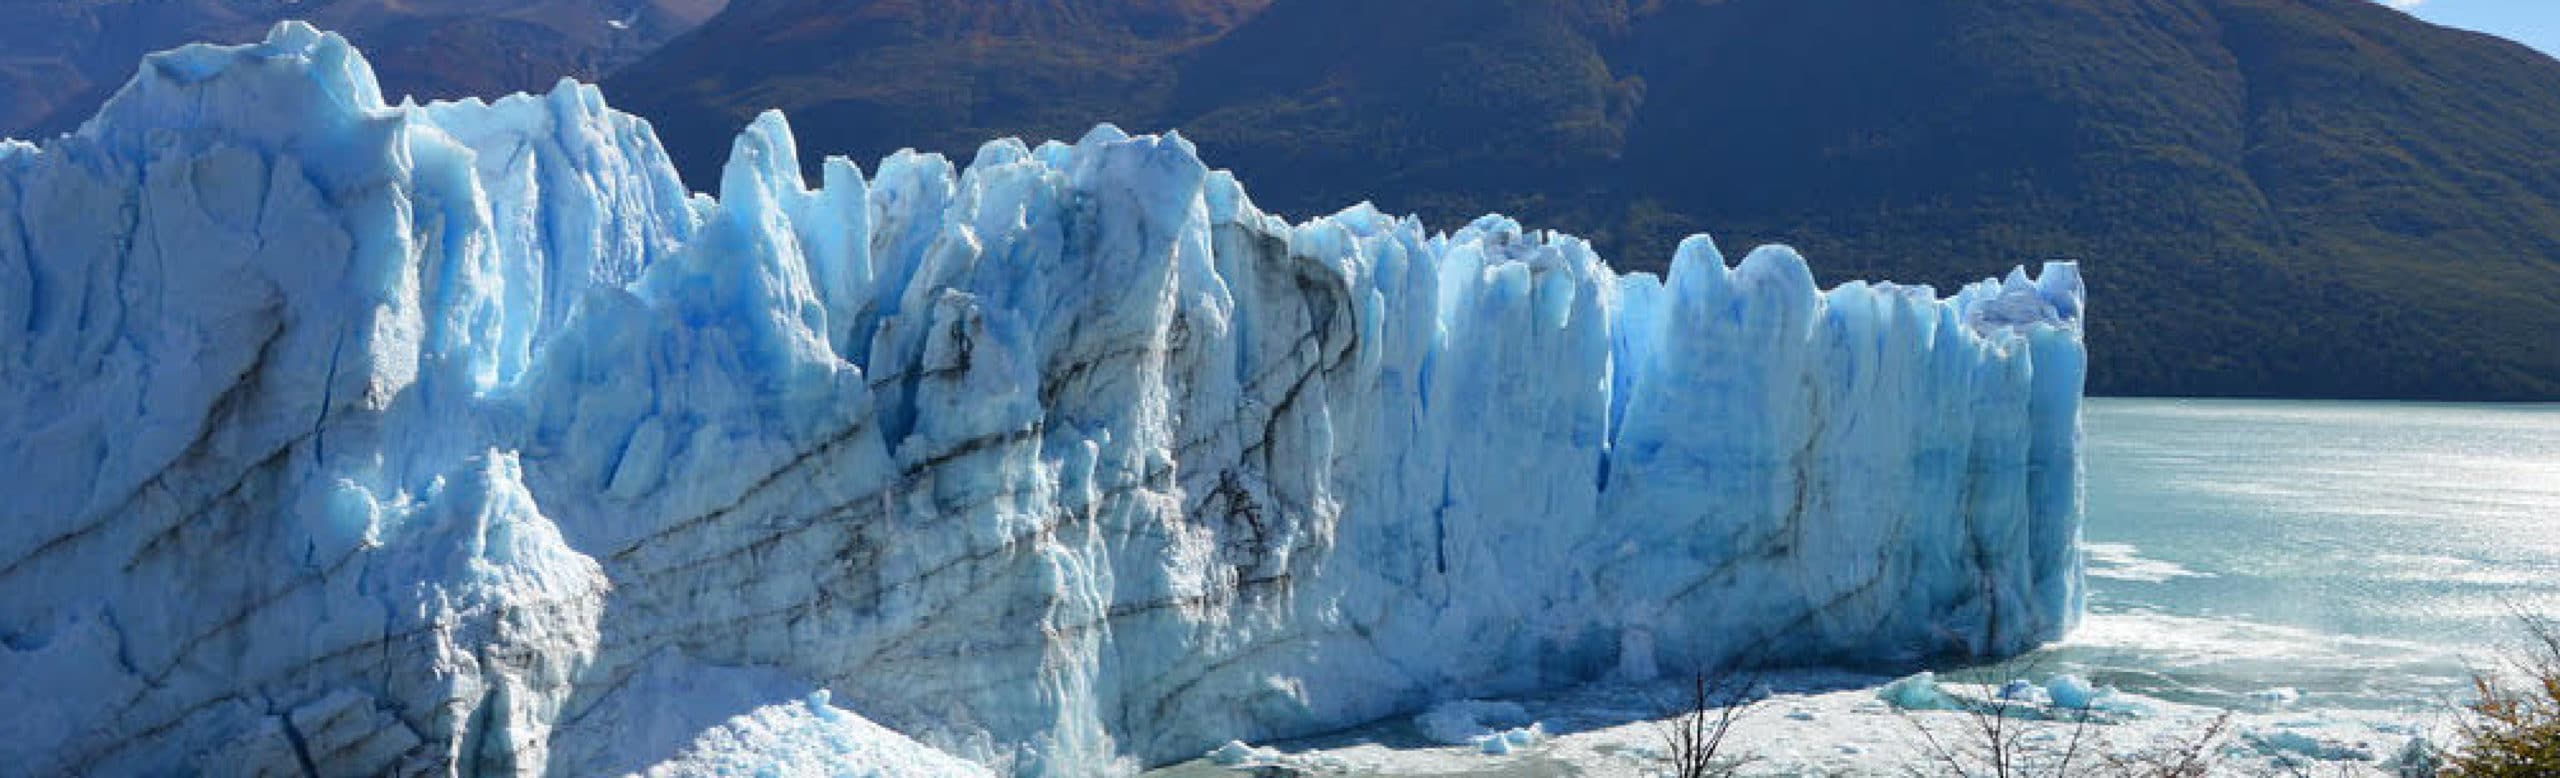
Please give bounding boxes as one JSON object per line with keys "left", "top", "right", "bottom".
{"left": 0, "top": 23, "right": 2087, "bottom": 776}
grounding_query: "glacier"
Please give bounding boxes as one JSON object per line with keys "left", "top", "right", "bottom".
{"left": 0, "top": 22, "right": 2086, "bottom": 777}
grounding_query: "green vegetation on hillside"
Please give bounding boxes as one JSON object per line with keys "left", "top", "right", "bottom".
{"left": 607, "top": 0, "right": 2560, "bottom": 399}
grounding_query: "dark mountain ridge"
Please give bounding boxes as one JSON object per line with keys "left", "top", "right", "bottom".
{"left": 8, "top": 0, "right": 2546, "bottom": 399}
{"left": 606, "top": 0, "right": 2560, "bottom": 400}
{"left": 0, "top": 0, "right": 728, "bottom": 138}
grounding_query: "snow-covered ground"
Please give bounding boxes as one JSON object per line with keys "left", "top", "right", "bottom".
{"left": 1153, "top": 670, "right": 2447, "bottom": 777}
{"left": 636, "top": 690, "right": 994, "bottom": 778}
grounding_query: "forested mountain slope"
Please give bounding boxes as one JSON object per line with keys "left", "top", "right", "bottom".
{"left": 611, "top": 0, "right": 2560, "bottom": 399}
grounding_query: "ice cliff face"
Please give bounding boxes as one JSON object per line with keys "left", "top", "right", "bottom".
{"left": 0, "top": 23, "right": 2087, "bottom": 777}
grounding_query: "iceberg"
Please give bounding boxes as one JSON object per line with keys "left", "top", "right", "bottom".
{"left": 0, "top": 23, "right": 2087, "bottom": 776}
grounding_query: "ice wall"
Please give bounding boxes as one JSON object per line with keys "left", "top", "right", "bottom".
{"left": 0, "top": 24, "right": 2086, "bottom": 776}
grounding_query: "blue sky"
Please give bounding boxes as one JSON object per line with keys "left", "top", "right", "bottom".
{"left": 2383, "top": 0, "right": 2560, "bottom": 59}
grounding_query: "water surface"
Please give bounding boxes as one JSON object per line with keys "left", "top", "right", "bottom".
{"left": 2044, "top": 398, "right": 2560, "bottom": 712}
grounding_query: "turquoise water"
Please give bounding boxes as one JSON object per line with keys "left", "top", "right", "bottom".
{"left": 2038, "top": 398, "right": 2560, "bottom": 713}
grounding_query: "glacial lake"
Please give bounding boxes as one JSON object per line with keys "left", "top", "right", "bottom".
{"left": 1153, "top": 398, "right": 2560, "bottom": 776}
{"left": 2037, "top": 397, "right": 2560, "bottom": 713}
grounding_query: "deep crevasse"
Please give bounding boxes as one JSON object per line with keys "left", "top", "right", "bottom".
{"left": 0, "top": 23, "right": 2085, "bottom": 776}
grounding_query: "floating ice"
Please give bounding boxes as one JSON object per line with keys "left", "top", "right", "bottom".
{"left": 1202, "top": 740, "right": 1351, "bottom": 772}
{"left": 1879, "top": 673, "right": 1965, "bottom": 712}
{"left": 2389, "top": 736, "right": 2444, "bottom": 776}
{"left": 2045, "top": 674, "right": 2106, "bottom": 710}
{"left": 1877, "top": 672, "right": 2146, "bottom": 720}
{"left": 1205, "top": 741, "right": 1270, "bottom": 767}
{"left": 0, "top": 22, "right": 2087, "bottom": 776}
{"left": 1416, "top": 700, "right": 1538, "bottom": 746}
{"left": 2243, "top": 727, "right": 2379, "bottom": 764}
{"left": 2248, "top": 687, "right": 2304, "bottom": 709}
{"left": 1476, "top": 724, "right": 1545, "bottom": 755}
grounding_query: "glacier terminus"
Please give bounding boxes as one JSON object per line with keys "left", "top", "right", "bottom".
{"left": 0, "top": 23, "right": 2087, "bottom": 777}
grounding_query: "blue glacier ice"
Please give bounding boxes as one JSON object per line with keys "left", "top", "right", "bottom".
{"left": 0, "top": 23, "right": 2086, "bottom": 776}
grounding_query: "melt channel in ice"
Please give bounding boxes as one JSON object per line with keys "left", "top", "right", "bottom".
{"left": 0, "top": 22, "right": 2088, "bottom": 777}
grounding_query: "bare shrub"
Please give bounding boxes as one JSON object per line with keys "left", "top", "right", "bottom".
{"left": 1655, "top": 669, "right": 1760, "bottom": 778}
{"left": 2104, "top": 710, "right": 2233, "bottom": 778}
{"left": 1894, "top": 657, "right": 2234, "bottom": 778}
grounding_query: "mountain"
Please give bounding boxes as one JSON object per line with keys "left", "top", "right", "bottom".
{"left": 0, "top": 0, "right": 728, "bottom": 138}
{"left": 603, "top": 0, "right": 1274, "bottom": 191}
{"left": 607, "top": 0, "right": 2560, "bottom": 400}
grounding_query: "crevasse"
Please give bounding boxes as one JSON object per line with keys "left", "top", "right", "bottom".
{"left": 0, "top": 23, "right": 2086, "bottom": 777}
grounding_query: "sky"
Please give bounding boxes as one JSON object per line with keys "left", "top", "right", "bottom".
{"left": 2382, "top": 0, "right": 2560, "bottom": 59}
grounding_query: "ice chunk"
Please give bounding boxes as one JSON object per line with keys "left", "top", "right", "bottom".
{"left": 2248, "top": 687, "right": 2304, "bottom": 709}
{"left": 1475, "top": 723, "right": 1547, "bottom": 755}
{"left": 638, "top": 693, "right": 994, "bottom": 778}
{"left": 1878, "top": 672, "right": 1963, "bottom": 711}
{"left": 2243, "top": 727, "right": 2378, "bottom": 763}
{"left": 1206, "top": 740, "right": 1271, "bottom": 766}
{"left": 1417, "top": 700, "right": 1538, "bottom": 746}
{"left": 2045, "top": 674, "right": 2110, "bottom": 710}
{"left": 2388, "top": 736, "right": 2444, "bottom": 776}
